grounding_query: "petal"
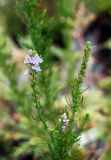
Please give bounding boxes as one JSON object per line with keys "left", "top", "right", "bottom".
{"left": 32, "top": 54, "right": 43, "bottom": 64}
{"left": 24, "top": 68, "right": 29, "bottom": 75}
{"left": 29, "top": 49, "right": 33, "bottom": 55}
{"left": 32, "top": 65, "right": 41, "bottom": 72}
{"left": 24, "top": 56, "right": 32, "bottom": 64}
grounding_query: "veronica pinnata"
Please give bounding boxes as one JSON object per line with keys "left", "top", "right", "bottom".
{"left": 59, "top": 113, "right": 69, "bottom": 132}
{"left": 24, "top": 49, "right": 43, "bottom": 74}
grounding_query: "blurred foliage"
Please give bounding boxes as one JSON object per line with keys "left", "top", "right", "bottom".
{"left": 0, "top": 1, "right": 27, "bottom": 37}
{"left": 99, "top": 77, "right": 111, "bottom": 93}
{"left": 0, "top": 0, "right": 86, "bottom": 159}
{"left": 68, "top": 146, "right": 86, "bottom": 160}
{"left": 0, "top": 0, "right": 111, "bottom": 160}
{"left": 83, "top": 0, "right": 111, "bottom": 13}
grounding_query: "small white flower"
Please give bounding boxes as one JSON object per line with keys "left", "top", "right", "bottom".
{"left": 29, "top": 49, "right": 33, "bottom": 55}
{"left": 24, "top": 68, "right": 29, "bottom": 75}
{"left": 61, "top": 126, "right": 66, "bottom": 132}
{"left": 32, "top": 64, "right": 41, "bottom": 72}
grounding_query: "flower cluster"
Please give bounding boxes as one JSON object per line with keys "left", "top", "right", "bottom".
{"left": 24, "top": 49, "right": 43, "bottom": 75}
{"left": 59, "top": 113, "right": 69, "bottom": 132}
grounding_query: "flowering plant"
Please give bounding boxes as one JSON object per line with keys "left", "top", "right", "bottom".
{"left": 24, "top": 49, "right": 43, "bottom": 74}
{"left": 23, "top": 41, "right": 91, "bottom": 160}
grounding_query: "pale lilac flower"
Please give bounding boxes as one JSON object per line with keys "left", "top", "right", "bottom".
{"left": 29, "top": 49, "right": 32, "bottom": 55}
{"left": 63, "top": 119, "right": 69, "bottom": 126}
{"left": 61, "top": 126, "right": 65, "bottom": 133}
{"left": 32, "top": 64, "right": 41, "bottom": 72}
{"left": 24, "top": 56, "right": 32, "bottom": 64}
{"left": 32, "top": 54, "right": 43, "bottom": 64}
{"left": 59, "top": 112, "right": 69, "bottom": 133}
{"left": 24, "top": 68, "right": 29, "bottom": 75}
{"left": 63, "top": 113, "right": 67, "bottom": 119}
{"left": 59, "top": 113, "right": 69, "bottom": 124}
{"left": 24, "top": 50, "right": 43, "bottom": 73}
{"left": 62, "top": 113, "right": 69, "bottom": 126}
